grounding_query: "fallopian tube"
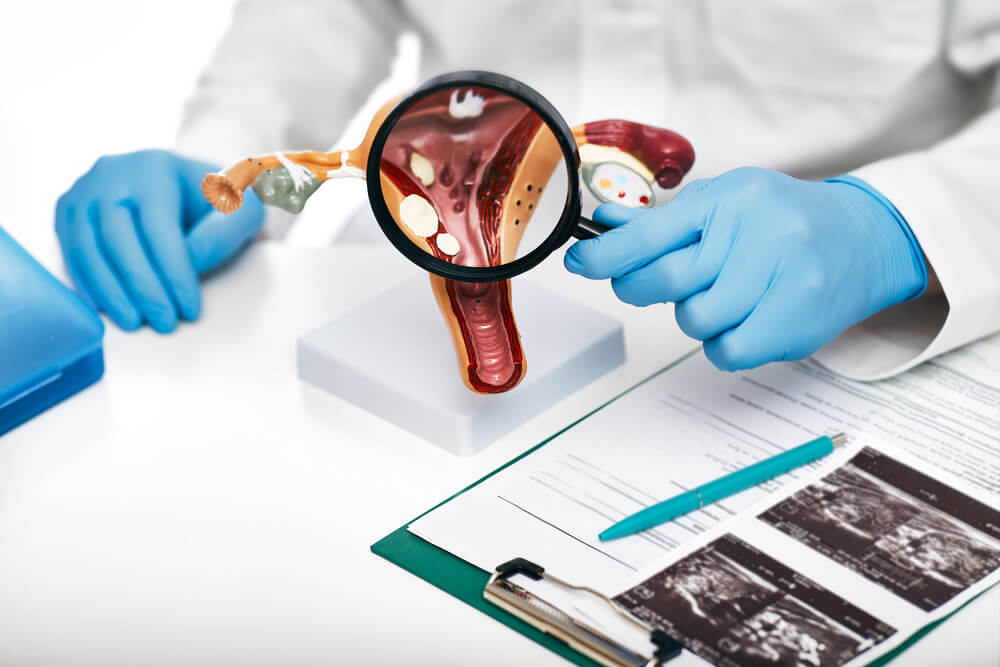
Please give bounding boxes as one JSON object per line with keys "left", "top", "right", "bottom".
{"left": 201, "top": 95, "right": 694, "bottom": 394}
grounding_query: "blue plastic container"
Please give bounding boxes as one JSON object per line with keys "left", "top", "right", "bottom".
{"left": 1, "top": 227, "right": 104, "bottom": 435}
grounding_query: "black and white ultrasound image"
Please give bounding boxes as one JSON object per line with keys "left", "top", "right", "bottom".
{"left": 760, "top": 448, "right": 1000, "bottom": 611}
{"left": 722, "top": 597, "right": 862, "bottom": 667}
{"left": 616, "top": 535, "right": 894, "bottom": 667}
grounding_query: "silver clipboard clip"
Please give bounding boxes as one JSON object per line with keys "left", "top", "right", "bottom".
{"left": 483, "top": 558, "right": 682, "bottom": 667}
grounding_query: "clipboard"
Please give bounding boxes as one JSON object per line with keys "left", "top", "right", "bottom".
{"left": 371, "top": 433, "right": 620, "bottom": 666}
{"left": 371, "top": 368, "right": 670, "bottom": 667}
{"left": 370, "top": 351, "right": 986, "bottom": 666}
{"left": 371, "top": 472, "right": 975, "bottom": 667}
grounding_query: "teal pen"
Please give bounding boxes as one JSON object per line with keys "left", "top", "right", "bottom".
{"left": 599, "top": 433, "right": 847, "bottom": 541}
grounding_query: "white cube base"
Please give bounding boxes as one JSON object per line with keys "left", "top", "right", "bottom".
{"left": 297, "top": 278, "right": 624, "bottom": 455}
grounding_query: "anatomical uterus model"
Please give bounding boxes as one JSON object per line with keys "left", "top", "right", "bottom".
{"left": 202, "top": 90, "right": 694, "bottom": 394}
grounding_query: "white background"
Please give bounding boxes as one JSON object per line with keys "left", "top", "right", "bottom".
{"left": 0, "top": 2, "right": 997, "bottom": 666}
{"left": 0, "top": 2, "right": 237, "bottom": 267}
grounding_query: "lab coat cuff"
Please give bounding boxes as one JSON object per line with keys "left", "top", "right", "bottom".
{"left": 813, "top": 155, "right": 997, "bottom": 381}
{"left": 825, "top": 174, "right": 928, "bottom": 301}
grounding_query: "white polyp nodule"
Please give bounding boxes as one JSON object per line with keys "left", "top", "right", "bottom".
{"left": 409, "top": 151, "right": 435, "bottom": 186}
{"left": 398, "top": 194, "right": 439, "bottom": 238}
{"left": 274, "top": 151, "right": 315, "bottom": 191}
{"left": 327, "top": 151, "right": 365, "bottom": 179}
{"left": 449, "top": 89, "right": 485, "bottom": 119}
{"left": 436, "top": 233, "right": 461, "bottom": 256}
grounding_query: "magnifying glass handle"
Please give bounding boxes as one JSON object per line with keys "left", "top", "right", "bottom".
{"left": 573, "top": 217, "right": 612, "bottom": 240}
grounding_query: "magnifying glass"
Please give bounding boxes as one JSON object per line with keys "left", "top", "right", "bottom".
{"left": 202, "top": 71, "right": 692, "bottom": 284}
{"left": 366, "top": 71, "right": 607, "bottom": 283}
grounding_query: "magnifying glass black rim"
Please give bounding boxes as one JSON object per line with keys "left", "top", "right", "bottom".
{"left": 366, "top": 70, "right": 582, "bottom": 283}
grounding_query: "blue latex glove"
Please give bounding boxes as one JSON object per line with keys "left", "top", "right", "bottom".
{"left": 565, "top": 168, "right": 927, "bottom": 371}
{"left": 55, "top": 150, "right": 264, "bottom": 332}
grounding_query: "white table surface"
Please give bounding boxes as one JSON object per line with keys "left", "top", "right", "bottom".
{"left": 0, "top": 240, "right": 997, "bottom": 667}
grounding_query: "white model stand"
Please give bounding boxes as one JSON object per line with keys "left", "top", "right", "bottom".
{"left": 297, "top": 278, "right": 625, "bottom": 455}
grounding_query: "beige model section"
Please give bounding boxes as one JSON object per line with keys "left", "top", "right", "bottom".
{"left": 570, "top": 123, "right": 657, "bottom": 184}
{"left": 498, "top": 122, "right": 562, "bottom": 264}
{"left": 201, "top": 96, "right": 401, "bottom": 215}
{"left": 577, "top": 143, "right": 654, "bottom": 182}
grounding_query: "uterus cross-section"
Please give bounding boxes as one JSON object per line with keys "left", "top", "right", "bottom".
{"left": 200, "top": 86, "right": 694, "bottom": 394}
{"left": 376, "top": 89, "right": 565, "bottom": 393}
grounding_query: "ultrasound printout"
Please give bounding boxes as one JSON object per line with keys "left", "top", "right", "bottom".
{"left": 760, "top": 447, "right": 1000, "bottom": 611}
{"left": 616, "top": 534, "right": 897, "bottom": 667}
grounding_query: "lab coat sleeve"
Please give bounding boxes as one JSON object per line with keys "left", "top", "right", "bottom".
{"left": 175, "top": 0, "right": 404, "bottom": 166}
{"left": 814, "top": 15, "right": 1000, "bottom": 380}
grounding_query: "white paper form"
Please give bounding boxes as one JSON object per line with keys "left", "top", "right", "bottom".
{"left": 409, "top": 334, "right": 1000, "bottom": 597}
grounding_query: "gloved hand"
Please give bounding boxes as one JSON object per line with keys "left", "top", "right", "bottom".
{"left": 565, "top": 167, "right": 927, "bottom": 371}
{"left": 55, "top": 150, "right": 264, "bottom": 332}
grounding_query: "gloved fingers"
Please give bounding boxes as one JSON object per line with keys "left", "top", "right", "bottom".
{"left": 702, "top": 281, "right": 815, "bottom": 372}
{"left": 185, "top": 190, "right": 265, "bottom": 274}
{"left": 673, "top": 248, "right": 774, "bottom": 341}
{"left": 591, "top": 203, "right": 646, "bottom": 228}
{"left": 96, "top": 199, "right": 179, "bottom": 333}
{"left": 176, "top": 155, "right": 221, "bottom": 223}
{"left": 133, "top": 185, "right": 201, "bottom": 321}
{"left": 564, "top": 192, "right": 709, "bottom": 280}
{"left": 54, "top": 195, "right": 96, "bottom": 310}
{"left": 563, "top": 204, "right": 649, "bottom": 276}
{"left": 55, "top": 197, "right": 141, "bottom": 330}
{"left": 564, "top": 204, "right": 669, "bottom": 278}
{"left": 608, "top": 219, "right": 734, "bottom": 307}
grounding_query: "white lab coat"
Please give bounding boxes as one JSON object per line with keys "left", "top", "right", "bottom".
{"left": 176, "top": 0, "right": 1000, "bottom": 381}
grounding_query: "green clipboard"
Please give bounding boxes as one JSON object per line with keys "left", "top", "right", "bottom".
{"left": 370, "top": 351, "right": 991, "bottom": 667}
{"left": 371, "top": 425, "right": 619, "bottom": 666}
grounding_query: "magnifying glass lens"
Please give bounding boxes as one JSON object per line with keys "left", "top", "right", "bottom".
{"left": 377, "top": 86, "right": 571, "bottom": 270}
